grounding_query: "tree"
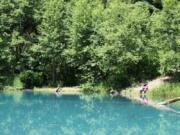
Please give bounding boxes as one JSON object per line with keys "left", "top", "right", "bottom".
{"left": 36, "top": 0, "right": 70, "bottom": 86}
{"left": 92, "top": 0, "right": 160, "bottom": 87}
{"left": 151, "top": 0, "right": 180, "bottom": 75}
{"left": 0, "top": 0, "right": 30, "bottom": 82}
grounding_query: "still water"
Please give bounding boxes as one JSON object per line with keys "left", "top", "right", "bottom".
{"left": 0, "top": 91, "right": 179, "bottom": 135}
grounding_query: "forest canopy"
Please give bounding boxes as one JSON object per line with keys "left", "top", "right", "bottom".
{"left": 0, "top": 0, "right": 179, "bottom": 89}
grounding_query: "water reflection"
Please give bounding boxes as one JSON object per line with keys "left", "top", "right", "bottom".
{"left": 139, "top": 95, "right": 148, "bottom": 104}
{"left": 168, "top": 101, "right": 180, "bottom": 111}
{"left": 0, "top": 91, "right": 179, "bottom": 135}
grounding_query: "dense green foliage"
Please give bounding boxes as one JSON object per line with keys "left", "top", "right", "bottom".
{"left": 0, "top": 0, "right": 179, "bottom": 89}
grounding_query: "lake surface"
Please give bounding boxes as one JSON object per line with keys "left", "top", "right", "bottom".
{"left": 0, "top": 91, "right": 179, "bottom": 135}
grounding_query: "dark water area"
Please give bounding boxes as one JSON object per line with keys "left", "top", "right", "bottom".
{"left": 0, "top": 91, "right": 179, "bottom": 135}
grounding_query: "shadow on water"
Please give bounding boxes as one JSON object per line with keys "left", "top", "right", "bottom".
{"left": 0, "top": 91, "right": 179, "bottom": 135}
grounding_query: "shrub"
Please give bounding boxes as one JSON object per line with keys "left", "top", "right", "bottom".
{"left": 107, "top": 74, "right": 131, "bottom": 89}
{"left": 81, "top": 82, "right": 109, "bottom": 95}
{"left": 3, "top": 86, "right": 17, "bottom": 91}
{"left": 20, "top": 71, "right": 43, "bottom": 89}
{"left": 81, "top": 83, "right": 96, "bottom": 94}
{"left": 13, "top": 76, "right": 23, "bottom": 90}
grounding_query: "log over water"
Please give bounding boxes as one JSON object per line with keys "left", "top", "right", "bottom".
{"left": 158, "top": 97, "right": 180, "bottom": 105}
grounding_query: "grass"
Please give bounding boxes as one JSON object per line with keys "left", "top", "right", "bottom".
{"left": 148, "top": 82, "right": 180, "bottom": 100}
{"left": 121, "top": 88, "right": 139, "bottom": 98}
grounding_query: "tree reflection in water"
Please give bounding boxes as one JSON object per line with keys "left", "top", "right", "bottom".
{"left": 0, "top": 92, "right": 179, "bottom": 135}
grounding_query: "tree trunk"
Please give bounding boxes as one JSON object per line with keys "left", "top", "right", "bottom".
{"left": 52, "top": 60, "right": 56, "bottom": 86}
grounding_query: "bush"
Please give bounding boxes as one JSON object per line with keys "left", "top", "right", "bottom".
{"left": 3, "top": 86, "right": 17, "bottom": 91}
{"left": 107, "top": 74, "right": 131, "bottom": 89}
{"left": 20, "top": 71, "right": 43, "bottom": 89}
{"left": 81, "top": 82, "right": 109, "bottom": 95}
{"left": 13, "top": 76, "right": 23, "bottom": 90}
{"left": 81, "top": 83, "right": 96, "bottom": 94}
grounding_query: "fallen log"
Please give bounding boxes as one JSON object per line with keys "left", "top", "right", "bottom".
{"left": 158, "top": 97, "right": 180, "bottom": 105}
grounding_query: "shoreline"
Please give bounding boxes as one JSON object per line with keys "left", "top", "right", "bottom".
{"left": 33, "top": 86, "right": 82, "bottom": 95}
{"left": 2, "top": 80, "right": 180, "bottom": 114}
{"left": 120, "top": 89, "right": 180, "bottom": 115}
{"left": 0, "top": 86, "right": 82, "bottom": 95}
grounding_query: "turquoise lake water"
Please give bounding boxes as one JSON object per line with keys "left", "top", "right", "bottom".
{"left": 0, "top": 91, "right": 179, "bottom": 135}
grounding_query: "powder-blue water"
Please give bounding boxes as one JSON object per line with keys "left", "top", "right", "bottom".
{"left": 0, "top": 91, "right": 179, "bottom": 135}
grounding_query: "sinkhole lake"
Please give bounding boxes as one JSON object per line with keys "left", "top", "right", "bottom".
{"left": 0, "top": 91, "right": 179, "bottom": 135}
